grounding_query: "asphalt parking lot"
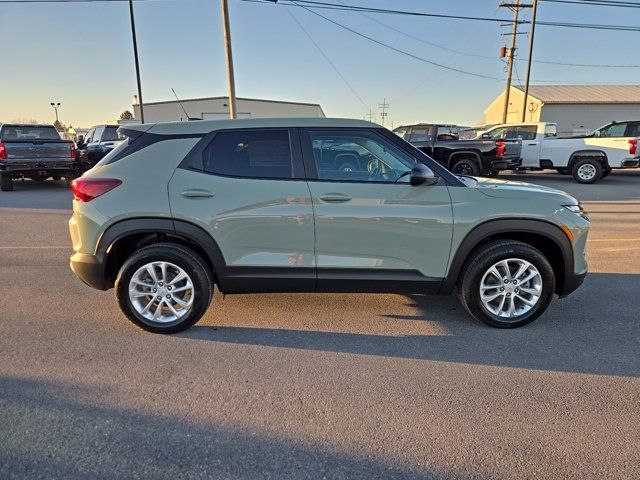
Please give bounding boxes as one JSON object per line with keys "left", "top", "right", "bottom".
{"left": 1, "top": 171, "right": 638, "bottom": 479}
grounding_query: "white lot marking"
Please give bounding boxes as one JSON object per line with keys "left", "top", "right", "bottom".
{"left": 0, "top": 246, "right": 69, "bottom": 249}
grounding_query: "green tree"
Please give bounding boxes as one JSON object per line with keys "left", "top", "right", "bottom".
{"left": 120, "top": 110, "right": 134, "bottom": 120}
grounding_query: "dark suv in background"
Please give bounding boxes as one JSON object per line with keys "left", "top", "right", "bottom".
{"left": 393, "top": 123, "right": 522, "bottom": 176}
{"left": 75, "top": 124, "right": 127, "bottom": 172}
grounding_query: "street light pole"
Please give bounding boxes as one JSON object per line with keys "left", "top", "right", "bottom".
{"left": 128, "top": 0, "right": 145, "bottom": 123}
{"left": 522, "top": 0, "right": 539, "bottom": 122}
{"left": 220, "top": 0, "right": 237, "bottom": 119}
{"left": 50, "top": 102, "right": 61, "bottom": 123}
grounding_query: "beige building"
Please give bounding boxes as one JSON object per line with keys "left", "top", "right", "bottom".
{"left": 484, "top": 85, "right": 640, "bottom": 135}
{"left": 133, "top": 96, "right": 325, "bottom": 123}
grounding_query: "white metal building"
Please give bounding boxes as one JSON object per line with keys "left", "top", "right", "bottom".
{"left": 484, "top": 85, "right": 640, "bottom": 135}
{"left": 133, "top": 96, "right": 325, "bottom": 123}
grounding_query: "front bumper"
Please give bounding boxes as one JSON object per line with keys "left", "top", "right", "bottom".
{"left": 558, "top": 270, "right": 587, "bottom": 298}
{"left": 70, "top": 252, "right": 109, "bottom": 290}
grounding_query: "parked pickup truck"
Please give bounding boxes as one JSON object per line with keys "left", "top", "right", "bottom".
{"left": 478, "top": 121, "right": 640, "bottom": 183}
{"left": 0, "top": 124, "right": 77, "bottom": 191}
{"left": 75, "top": 124, "right": 126, "bottom": 172}
{"left": 393, "top": 124, "right": 522, "bottom": 176}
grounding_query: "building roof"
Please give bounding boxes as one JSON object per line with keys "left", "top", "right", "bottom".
{"left": 514, "top": 85, "right": 640, "bottom": 104}
{"left": 139, "top": 95, "right": 323, "bottom": 109}
{"left": 127, "top": 117, "right": 378, "bottom": 135}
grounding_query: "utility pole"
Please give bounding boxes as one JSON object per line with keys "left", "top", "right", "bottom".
{"left": 378, "top": 98, "right": 389, "bottom": 126}
{"left": 498, "top": 1, "right": 532, "bottom": 124}
{"left": 522, "top": 0, "right": 539, "bottom": 122}
{"left": 365, "top": 109, "right": 375, "bottom": 122}
{"left": 220, "top": 0, "right": 237, "bottom": 119}
{"left": 128, "top": 0, "right": 144, "bottom": 123}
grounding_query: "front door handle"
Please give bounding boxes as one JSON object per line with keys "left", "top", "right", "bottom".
{"left": 181, "top": 189, "right": 215, "bottom": 198}
{"left": 319, "top": 193, "right": 352, "bottom": 203}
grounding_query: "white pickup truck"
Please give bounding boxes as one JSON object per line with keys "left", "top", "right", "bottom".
{"left": 478, "top": 121, "right": 640, "bottom": 183}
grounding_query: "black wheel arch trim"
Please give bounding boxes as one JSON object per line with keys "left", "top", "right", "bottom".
{"left": 440, "top": 218, "right": 576, "bottom": 296}
{"left": 569, "top": 150, "right": 609, "bottom": 168}
{"left": 96, "top": 217, "right": 229, "bottom": 290}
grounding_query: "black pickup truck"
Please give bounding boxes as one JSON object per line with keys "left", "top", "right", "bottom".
{"left": 393, "top": 124, "right": 522, "bottom": 176}
{"left": 0, "top": 124, "right": 77, "bottom": 191}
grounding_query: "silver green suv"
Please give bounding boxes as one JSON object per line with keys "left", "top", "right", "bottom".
{"left": 69, "top": 118, "right": 589, "bottom": 333}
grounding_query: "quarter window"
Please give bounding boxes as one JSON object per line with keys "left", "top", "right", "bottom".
{"left": 203, "top": 129, "right": 293, "bottom": 179}
{"left": 410, "top": 127, "right": 435, "bottom": 142}
{"left": 308, "top": 130, "right": 416, "bottom": 183}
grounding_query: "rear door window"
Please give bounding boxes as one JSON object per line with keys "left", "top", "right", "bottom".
{"left": 410, "top": 127, "right": 434, "bottom": 143}
{"left": 624, "top": 122, "right": 640, "bottom": 137}
{"left": 203, "top": 129, "right": 294, "bottom": 179}
{"left": 514, "top": 126, "right": 538, "bottom": 140}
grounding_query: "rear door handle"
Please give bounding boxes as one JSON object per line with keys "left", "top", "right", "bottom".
{"left": 319, "top": 193, "right": 352, "bottom": 203}
{"left": 181, "top": 189, "right": 215, "bottom": 198}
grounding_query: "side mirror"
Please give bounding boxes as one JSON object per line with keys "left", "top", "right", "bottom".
{"left": 410, "top": 163, "right": 438, "bottom": 186}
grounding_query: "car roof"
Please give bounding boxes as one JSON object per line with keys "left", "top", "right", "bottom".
{"left": 1, "top": 124, "right": 57, "bottom": 128}
{"left": 125, "top": 117, "right": 380, "bottom": 136}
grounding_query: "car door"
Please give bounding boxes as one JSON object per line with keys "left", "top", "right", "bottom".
{"left": 86, "top": 126, "right": 104, "bottom": 164}
{"left": 168, "top": 128, "right": 315, "bottom": 292}
{"left": 300, "top": 127, "right": 454, "bottom": 292}
{"left": 514, "top": 125, "right": 540, "bottom": 167}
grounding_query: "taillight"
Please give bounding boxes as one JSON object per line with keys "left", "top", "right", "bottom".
{"left": 70, "top": 143, "right": 77, "bottom": 159}
{"left": 70, "top": 178, "right": 122, "bottom": 202}
{"left": 496, "top": 140, "right": 506, "bottom": 156}
{"left": 630, "top": 138, "right": 638, "bottom": 155}
{"left": 0, "top": 141, "right": 6, "bottom": 160}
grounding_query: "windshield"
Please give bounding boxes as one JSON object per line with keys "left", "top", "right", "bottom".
{"left": 102, "top": 126, "right": 126, "bottom": 142}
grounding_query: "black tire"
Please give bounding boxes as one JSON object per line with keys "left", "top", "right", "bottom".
{"left": 115, "top": 243, "right": 214, "bottom": 334}
{"left": 571, "top": 157, "right": 603, "bottom": 184}
{"left": 459, "top": 240, "right": 555, "bottom": 328}
{"left": 485, "top": 170, "right": 500, "bottom": 177}
{"left": 0, "top": 173, "right": 14, "bottom": 192}
{"left": 602, "top": 167, "right": 612, "bottom": 179}
{"left": 451, "top": 158, "right": 481, "bottom": 176}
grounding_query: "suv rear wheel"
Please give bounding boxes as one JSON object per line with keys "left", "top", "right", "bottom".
{"left": 115, "top": 243, "right": 214, "bottom": 333}
{"left": 459, "top": 241, "right": 555, "bottom": 328}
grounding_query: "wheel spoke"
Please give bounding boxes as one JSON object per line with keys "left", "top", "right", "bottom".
{"left": 165, "top": 301, "right": 182, "bottom": 318}
{"left": 141, "top": 297, "right": 154, "bottom": 315}
{"left": 153, "top": 300, "right": 163, "bottom": 320}
{"left": 160, "top": 262, "right": 168, "bottom": 283}
{"left": 499, "top": 260, "right": 512, "bottom": 281}
{"left": 482, "top": 291, "right": 503, "bottom": 303}
{"left": 169, "top": 272, "right": 187, "bottom": 286}
{"left": 171, "top": 295, "right": 190, "bottom": 308}
{"left": 516, "top": 294, "right": 537, "bottom": 306}
{"left": 146, "top": 265, "right": 158, "bottom": 284}
{"left": 131, "top": 279, "right": 151, "bottom": 288}
{"left": 518, "top": 285, "right": 541, "bottom": 295}
{"left": 513, "top": 262, "right": 529, "bottom": 281}
{"left": 171, "top": 282, "right": 193, "bottom": 294}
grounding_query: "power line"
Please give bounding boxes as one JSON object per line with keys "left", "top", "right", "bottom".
{"left": 284, "top": 6, "right": 370, "bottom": 111}
{"left": 244, "top": 0, "right": 640, "bottom": 33}
{"left": 288, "top": 1, "right": 503, "bottom": 81}
{"left": 541, "top": 0, "right": 640, "bottom": 7}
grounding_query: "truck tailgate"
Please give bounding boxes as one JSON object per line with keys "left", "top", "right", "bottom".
{"left": 503, "top": 139, "right": 521, "bottom": 158}
{"left": 4, "top": 141, "right": 72, "bottom": 160}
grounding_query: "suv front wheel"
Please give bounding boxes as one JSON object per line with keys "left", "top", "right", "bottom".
{"left": 459, "top": 241, "right": 555, "bottom": 328}
{"left": 115, "top": 243, "right": 214, "bottom": 333}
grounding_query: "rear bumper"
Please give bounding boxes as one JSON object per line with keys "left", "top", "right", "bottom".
{"left": 490, "top": 157, "right": 522, "bottom": 171}
{"left": 620, "top": 159, "right": 639, "bottom": 168}
{"left": 69, "top": 252, "right": 109, "bottom": 290}
{"left": 0, "top": 159, "right": 75, "bottom": 174}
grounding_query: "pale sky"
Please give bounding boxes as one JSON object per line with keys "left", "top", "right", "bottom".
{"left": 1, "top": 0, "right": 638, "bottom": 128}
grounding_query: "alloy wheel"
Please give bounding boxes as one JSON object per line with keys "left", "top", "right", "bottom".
{"left": 479, "top": 258, "right": 542, "bottom": 318}
{"left": 128, "top": 261, "right": 194, "bottom": 323}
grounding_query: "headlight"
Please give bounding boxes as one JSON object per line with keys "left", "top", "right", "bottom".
{"left": 563, "top": 204, "right": 589, "bottom": 221}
